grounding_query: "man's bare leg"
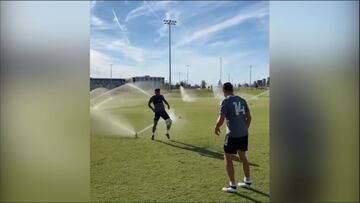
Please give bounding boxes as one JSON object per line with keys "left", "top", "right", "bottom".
{"left": 151, "top": 121, "right": 158, "bottom": 140}
{"left": 221, "top": 152, "right": 238, "bottom": 192}
{"left": 165, "top": 118, "right": 172, "bottom": 139}
{"left": 238, "top": 151, "right": 250, "bottom": 178}
{"left": 224, "top": 153, "right": 236, "bottom": 185}
{"left": 238, "top": 150, "right": 251, "bottom": 187}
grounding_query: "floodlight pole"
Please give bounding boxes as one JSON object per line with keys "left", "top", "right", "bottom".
{"left": 250, "top": 65, "right": 252, "bottom": 87}
{"left": 163, "top": 19, "right": 177, "bottom": 91}
{"left": 110, "top": 64, "right": 113, "bottom": 89}
{"left": 186, "top": 64, "right": 189, "bottom": 85}
{"left": 169, "top": 23, "right": 171, "bottom": 91}
{"left": 219, "top": 57, "right": 222, "bottom": 85}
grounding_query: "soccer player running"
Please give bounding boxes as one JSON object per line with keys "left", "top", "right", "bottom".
{"left": 214, "top": 82, "right": 252, "bottom": 193}
{"left": 148, "top": 88, "right": 172, "bottom": 140}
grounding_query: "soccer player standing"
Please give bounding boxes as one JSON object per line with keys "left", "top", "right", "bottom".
{"left": 148, "top": 88, "right": 172, "bottom": 140}
{"left": 214, "top": 82, "right": 252, "bottom": 193}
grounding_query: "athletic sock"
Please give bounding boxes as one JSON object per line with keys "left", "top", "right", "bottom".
{"left": 244, "top": 177, "right": 251, "bottom": 184}
{"left": 230, "top": 181, "right": 237, "bottom": 187}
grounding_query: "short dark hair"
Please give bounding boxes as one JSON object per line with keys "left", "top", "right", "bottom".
{"left": 154, "top": 88, "right": 160, "bottom": 92}
{"left": 223, "top": 82, "right": 233, "bottom": 92}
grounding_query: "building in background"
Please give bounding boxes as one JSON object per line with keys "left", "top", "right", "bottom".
{"left": 126, "top": 75, "right": 164, "bottom": 89}
{"left": 90, "top": 75, "right": 164, "bottom": 90}
{"left": 90, "top": 78, "right": 126, "bottom": 90}
{"left": 250, "top": 77, "right": 270, "bottom": 89}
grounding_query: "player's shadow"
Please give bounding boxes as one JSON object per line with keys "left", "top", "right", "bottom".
{"left": 245, "top": 187, "right": 270, "bottom": 197}
{"left": 230, "top": 187, "right": 270, "bottom": 202}
{"left": 154, "top": 139, "right": 259, "bottom": 167}
{"left": 231, "top": 192, "right": 263, "bottom": 203}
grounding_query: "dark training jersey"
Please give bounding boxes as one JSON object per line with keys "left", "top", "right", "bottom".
{"left": 220, "top": 95, "right": 250, "bottom": 138}
{"left": 149, "top": 95, "right": 166, "bottom": 112}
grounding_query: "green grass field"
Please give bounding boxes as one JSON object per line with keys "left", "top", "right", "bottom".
{"left": 91, "top": 87, "right": 269, "bottom": 202}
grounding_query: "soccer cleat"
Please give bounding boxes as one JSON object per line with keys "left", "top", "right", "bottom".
{"left": 238, "top": 179, "right": 252, "bottom": 188}
{"left": 151, "top": 135, "right": 155, "bottom": 140}
{"left": 222, "top": 185, "right": 237, "bottom": 193}
{"left": 165, "top": 133, "right": 170, "bottom": 139}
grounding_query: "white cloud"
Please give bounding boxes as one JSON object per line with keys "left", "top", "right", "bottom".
{"left": 91, "top": 10, "right": 121, "bottom": 30}
{"left": 90, "top": 0, "right": 103, "bottom": 9}
{"left": 175, "top": 5, "right": 268, "bottom": 47}
{"left": 125, "top": 4, "right": 148, "bottom": 22}
{"left": 207, "top": 39, "right": 241, "bottom": 49}
{"left": 90, "top": 49, "right": 112, "bottom": 78}
{"left": 91, "top": 15, "right": 114, "bottom": 30}
{"left": 90, "top": 1, "right": 97, "bottom": 9}
{"left": 124, "top": 1, "right": 181, "bottom": 42}
{"left": 112, "top": 10, "right": 130, "bottom": 44}
{"left": 90, "top": 49, "right": 145, "bottom": 78}
{"left": 91, "top": 37, "right": 167, "bottom": 65}
{"left": 144, "top": 1, "right": 161, "bottom": 21}
{"left": 181, "top": 1, "right": 228, "bottom": 23}
{"left": 106, "top": 40, "right": 145, "bottom": 64}
{"left": 155, "top": 24, "right": 168, "bottom": 42}
{"left": 125, "top": 1, "right": 174, "bottom": 22}
{"left": 91, "top": 49, "right": 107, "bottom": 62}
{"left": 91, "top": 15, "right": 104, "bottom": 27}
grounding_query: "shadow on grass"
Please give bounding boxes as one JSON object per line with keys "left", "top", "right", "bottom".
{"left": 232, "top": 192, "right": 262, "bottom": 203}
{"left": 229, "top": 187, "right": 270, "bottom": 203}
{"left": 154, "top": 139, "right": 259, "bottom": 167}
{"left": 245, "top": 187, "right": 270, "bottom": 197}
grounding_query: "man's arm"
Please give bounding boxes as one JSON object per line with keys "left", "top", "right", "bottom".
{"left": 244, "top": 100, "right": 251, "bottom": 128}
{"left": 162, "top": 96, "right": 170, "bottom": 109}
{"left": 148, "top": 98, "right": 155, "bottom": 112}
{"left": 215, "top": 99, "right": 227, "bottom": 136}
{"left": 214, "top": 114, "right": 226, "bottom": 135}
{"left": 246, "top": 112, "right": 252, "bottom": 128}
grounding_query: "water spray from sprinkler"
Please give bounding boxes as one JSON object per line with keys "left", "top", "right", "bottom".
{"left": 180, "top": 86, "right": 196, "bottom": 102}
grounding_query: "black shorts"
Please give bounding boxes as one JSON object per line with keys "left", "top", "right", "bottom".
{"left": 224, "top": 135, "right": 248, "bottom": 154}
{"left": 154, "top": 111, "right": 170, "bottom": 121}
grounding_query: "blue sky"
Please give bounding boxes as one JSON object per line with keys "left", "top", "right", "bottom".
{"left": 90, "top": 1, "right": 269, "bottom": 85}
